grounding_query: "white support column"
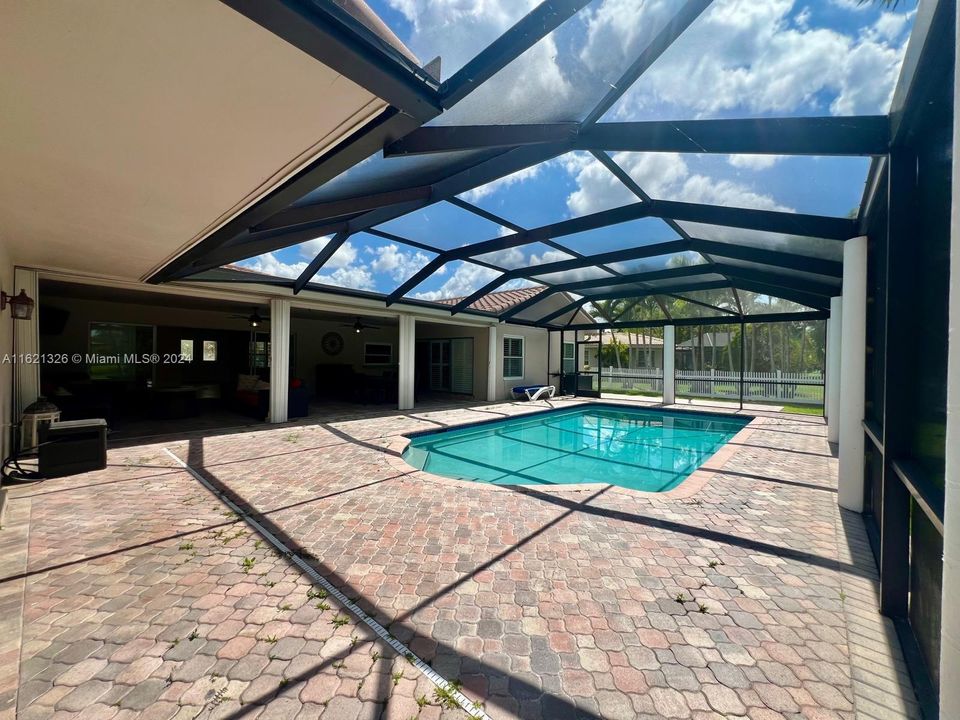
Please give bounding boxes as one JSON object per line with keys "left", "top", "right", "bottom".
{"left": 940, "top": 18, "right": 960, "bottom": 710}
{"left": 663, "top": 325, "right": 676, "bottom": 405}
{"left": 838, "top": 236, "right": 867, "bottom": 511}
{"left": 13, "top": 267, "right": 39, "bottom": 417}
{"left": 826, "top": 296, "right": 843, "bottom": 444}
{"left": 268, "top": 298, "right": 290, "bottom": 423}
{"left": 398, "top": 315, "right": 415, "bottom": 410}
{"left": 487, "top": 325, "right": 498, "bottom": 402}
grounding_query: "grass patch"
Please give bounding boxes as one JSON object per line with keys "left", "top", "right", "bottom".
{"left": 778, "top": 403, "right": 824, "bottom": 416}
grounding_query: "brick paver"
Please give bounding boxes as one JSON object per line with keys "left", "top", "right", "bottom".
{"left": 0, "top": 398, "right": 922, "bottom": 719}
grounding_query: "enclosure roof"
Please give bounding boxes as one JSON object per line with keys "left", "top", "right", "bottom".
{"left": 153, "top": 0, "right": 925, "bottom": 329}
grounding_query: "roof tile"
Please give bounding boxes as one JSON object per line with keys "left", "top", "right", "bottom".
{"left": 434, "top": 285, "right": 546, "bottom": 313}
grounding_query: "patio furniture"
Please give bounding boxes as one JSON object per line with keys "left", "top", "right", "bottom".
{"left": 512, "top": 384, "right": 556, "bottom": 401}
{"left": 315, "top": 364, "right": 398, "bottom": 404}
{"left": 234, "top": 375, "right": 309, "bottom": 420}
{"left": 150, "top": 386, "right": 200, "bottom": 419}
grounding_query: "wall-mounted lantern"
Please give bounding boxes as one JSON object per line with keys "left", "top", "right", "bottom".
{"left": 1, "top": 289, "right": 34, "bottom": 320}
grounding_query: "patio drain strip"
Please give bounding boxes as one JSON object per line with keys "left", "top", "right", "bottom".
{"left": 162, "top": 448, "right": 490, "bottom": 720}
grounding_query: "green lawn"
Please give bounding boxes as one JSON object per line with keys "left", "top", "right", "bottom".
{"left": 597, "top": 377, "right": 824, "bottom": 416}
{"left": 778, "top": 403, "right": 825, "bottom": 416}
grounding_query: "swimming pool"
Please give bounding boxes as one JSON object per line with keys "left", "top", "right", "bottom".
{"left": 402, "top": 404, "right": 750, "bottom": 492}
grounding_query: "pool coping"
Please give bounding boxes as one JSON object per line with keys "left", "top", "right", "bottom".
{"left": 384, "top": 398, "right": 762, "bottom": 500}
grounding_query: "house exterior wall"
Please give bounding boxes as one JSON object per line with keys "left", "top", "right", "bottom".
{"left": 35, "top": 289, "right": 514, "bottom": 405}
{"left": 0, "top": 243, "right": 14, "bottom": 461}
{"left": 492, "top": 324, "right": 551, "bottom": 401}
{"left": 32, "top": 281, "right": 594, "bottom": 415}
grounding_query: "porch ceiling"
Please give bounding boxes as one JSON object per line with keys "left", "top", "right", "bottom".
{"left": 0, "top": 0, "right": 432, "bottom": 281}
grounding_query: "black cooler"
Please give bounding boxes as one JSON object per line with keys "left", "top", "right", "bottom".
{"left": 38, "top": 418, "right": 108, "bottom": 478}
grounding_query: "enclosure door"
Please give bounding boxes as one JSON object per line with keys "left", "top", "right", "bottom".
{"left": 560, "top": 341, "right": 577, "bottom": 394}
{"left": 575, "top": 337, "right": 601, "bottom": 398}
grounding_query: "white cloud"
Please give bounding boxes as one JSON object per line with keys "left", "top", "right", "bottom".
{"left": 313, "top": 266, "right": 375, "bottom": 290}
{"left": 869, "top": 11, "right": 913, "bottom": 42}
{"left": 472, "top": 247, "right": 525, "bottom": 268}
{"left": 830, "top": 0, "right": 868, "bottom": 11}
{"left": 609, "top": 0, "right": 910, "bottom": 118}
{"left": 368, "top": 243, "right": 433, "bottom": 282}
{"left": 237, "top": 251, "right": 374, "bottom": 290}
{"left": 389, "top": 0, "right": 910, "bottom": 124}
{"left": 565, "top": 151, "right": 793, "bottom": 218}
{"left": 387, "top": 0, "right": 570, "bottom": 124}
{"left": 459, "top": 165, "right": 541, "bottom": 203}
{"left": 297, "top": 236, "right": 357, "bottom": 269}
{"left": 473, "top": 245, "right": 575, "bottom": 272}
{"left": 727, "top": 154, "right": 784, "bottom": 170}
{"left": 237, "top": 238, "right": 363, "bottom": 284}
{"left": 413, "top": 262, "right": 501, "bottom": 301}
{"left": 238, "top": 252, "right": 306, "bottom": 279}
{"left": 578, "top": 0, "right": 681, "bottom": 73}
{"left": 828, "top": 26, "right": 906, "bottom": 115}
{"left": 530, "top": 249, "right": 574, "bottom": 265}
{"left": 386, "top": 0, "right": 540, "bottom": 74}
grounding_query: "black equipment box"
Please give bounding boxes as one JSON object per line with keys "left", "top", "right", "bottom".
{"left": 38, "top": 418, "right": 108, "bottom": 478}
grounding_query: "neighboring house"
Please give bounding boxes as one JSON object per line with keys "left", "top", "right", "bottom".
{"left": 677, "top": 332, "right": 732, "bottom": 370}
{"left": 678, "top": 332, "right": 732, "bottom": 349}
{"left": 579, "top": 331, "right": 664, "bottom": 369}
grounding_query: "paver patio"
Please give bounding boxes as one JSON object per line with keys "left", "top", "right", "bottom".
{"left": 0, "top": 398, "right": 922, "bottom": 719}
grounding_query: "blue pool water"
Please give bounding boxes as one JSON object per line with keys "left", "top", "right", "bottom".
{"left": 402, "top": 405, "right": 750, "bottom": 492}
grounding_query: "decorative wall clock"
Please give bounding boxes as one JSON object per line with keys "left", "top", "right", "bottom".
{"left": 321, "top": 331, "right": 344, "bottom": 356}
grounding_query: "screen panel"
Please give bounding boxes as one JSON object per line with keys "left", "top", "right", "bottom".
{"left": 552, "top": 217, "right": 681, "bottom": 255}
{"left": 472, "top": 242, "right": 574, "bottom": 270}
{"left": 678, "top": 221, "right": 845, "bottom": 262}
{"left": 434, "top": 0, "right": 687, "bottom": 127}
{"left": 375, "top": 201, "right": 509, "bottom": 250}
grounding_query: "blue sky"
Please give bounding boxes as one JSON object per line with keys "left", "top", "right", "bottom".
{"left": 239, "top": 0, "right": 914, "bottom": 301}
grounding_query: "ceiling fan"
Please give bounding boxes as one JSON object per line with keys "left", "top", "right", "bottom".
{"left": 341, "top": 317, "right": 380, "bottom": 334}
{"left": 229, "top": 309, "right": 268, "bottom": 328}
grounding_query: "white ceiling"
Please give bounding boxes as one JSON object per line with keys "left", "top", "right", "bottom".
{"left": 0, "top": 0, "right": 388, "bottom": 281}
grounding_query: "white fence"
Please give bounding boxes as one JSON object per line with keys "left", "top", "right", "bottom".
{"left": 601, "top": 367, "right": 665, "bottom": 393}
{"left": 600, "top": 367, "right": 825, "bottom": 405}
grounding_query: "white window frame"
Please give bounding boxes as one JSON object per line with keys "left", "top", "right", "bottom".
{"left": 180, "top": 338, "right": 194, "bottom": 362}
{"left": 502, "top": 335, "right": 524, "bottom": 380}
{"left": 363, "top": 342, "right": 393, "bottom": 366}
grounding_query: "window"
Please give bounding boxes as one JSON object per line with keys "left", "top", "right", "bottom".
{"left": 88, "top": 323, "right": 154, "bottom": 381}
{"left": 503, "top": 336, "right": 524, "bottom": 379}
{"left": 364, "top": 342, "right": 392, "bottom": 365}
{"left": 248, "top": 333, "right": 297, "bottom": 372}
{"left": 250, "top": 333, "right": 270, "bottom": 369}
{"left": 180, "top": 339, "right": 194, "bottom": 362}
{"left": 562, "top": 342, "right": 575, "bottom": 374}
{"left": 202, "top": 340, "right": 217, "bottom": 361}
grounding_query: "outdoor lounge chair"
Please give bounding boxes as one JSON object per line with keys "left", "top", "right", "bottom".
{"left": 512, "top": 385, "right": 556, "bottom": 401}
